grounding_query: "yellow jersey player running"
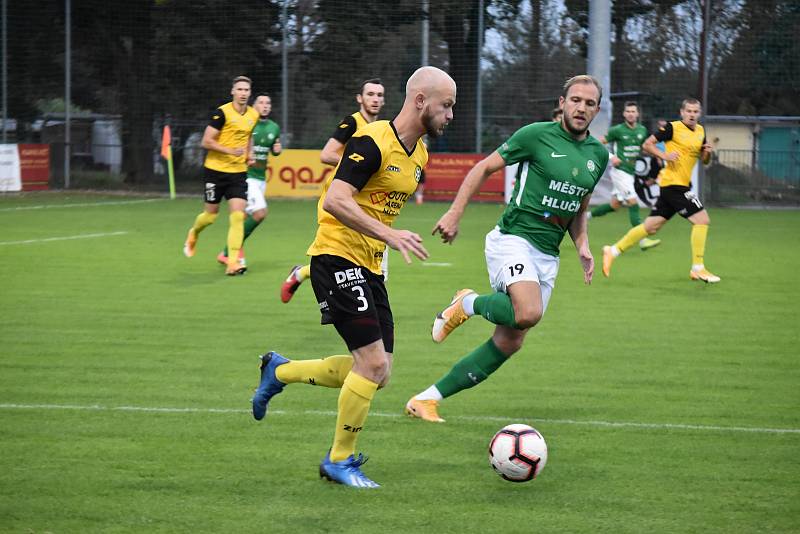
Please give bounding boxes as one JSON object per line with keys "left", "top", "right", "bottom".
{"left": 602, "top": 98, "right": 719, "bottom": 283}
{"left": 215, "top": 93, "right": 282, "bottom": 270}
{"left": 182, "top": 76, "right": 258, "bottom": 275}
{"left": 280, "top": 78, "right": 386, "bottom": 303}
{"left": 251, "top": 67, "right": 455, "bottom": 488}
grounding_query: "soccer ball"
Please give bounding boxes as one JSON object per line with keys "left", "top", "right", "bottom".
{"left": 488, "top": 424, "right": 548, "bottom": 482}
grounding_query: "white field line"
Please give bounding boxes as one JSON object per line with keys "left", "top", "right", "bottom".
{"left": 0, "top": 198, "right": 164, "bottom": 212}
{"left": 0, "top": 403, "right": 797, "bottom": 435}
{"left": 0, "top": 231, "right": 128, "bottom": 246}
{"left": 421, "top": 262, "right": 452, "bottom": 267}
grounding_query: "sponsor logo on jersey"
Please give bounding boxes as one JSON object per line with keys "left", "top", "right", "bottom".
{"left": 334, "top": 267, "right": 365, "bottom": 284}
{"left": 349, "top": 152, "right": 365, "bottom": 163}
{"left": 550, "top": 151, "right": 567, "bottom": 158}
{"left": 385, "top": 165, "right": 400, "bottom": 172}
{"left": 370, "top": 191, "right": 388, "bottom": 204}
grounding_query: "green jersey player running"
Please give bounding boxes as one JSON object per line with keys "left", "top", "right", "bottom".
{"left": 405, "top": 75, "right": 608, "bottom": 422}
{"left": 217, "top": 93, "right": 282, "bottom": 268}
{"left": 588, "top": 101, "right": 660, "bottom": 250}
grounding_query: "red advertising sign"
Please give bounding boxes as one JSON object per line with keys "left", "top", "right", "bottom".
{"left": 424, "top": 153, "right": 504, "bottom": 202}
{"left": 18, "top": 144, "right": 50, "bottom": 191}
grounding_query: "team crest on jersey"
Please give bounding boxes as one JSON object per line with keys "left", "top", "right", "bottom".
{"left": 587, "top": 160, "right": 596, "bottom": 172}
{"left": 414, "top": 166, "right": 422, "bottom": 183}
{"left": 268, "top": 133, "right": 274, "bottom": 140}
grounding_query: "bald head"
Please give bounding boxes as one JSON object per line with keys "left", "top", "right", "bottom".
{"left": 400, "top": 66, "right": 456, "bottom": 138}
{"left": 406, "top": 66, "right": 457, "bottom": 100}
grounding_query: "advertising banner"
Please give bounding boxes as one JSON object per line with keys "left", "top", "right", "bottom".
{"left": 424, "top": 153, "right": 505, "bottom": 202}
{"left": 265, "top": 149, "right": 332, "bottom": 198}
{"left": 19, "top": 144, "right": 50, "bottom": 191}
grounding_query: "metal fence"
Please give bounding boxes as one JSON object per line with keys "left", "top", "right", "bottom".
{"left": 3, "top": 0, "right": 799, "bottom": 206}
{"left": 706, "top": 149, "right": 800, "bottom": 206}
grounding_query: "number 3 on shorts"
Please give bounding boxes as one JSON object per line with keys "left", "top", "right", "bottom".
{"left": 508, "top": 263, "right": 525, "bottom": 277}
{"left": 351, "top": 285, "right": 369, "bottom": 312}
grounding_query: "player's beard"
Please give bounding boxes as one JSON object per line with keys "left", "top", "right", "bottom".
{"left": 563, "top": 114, "right": 589, "bottom": 137}
{"left": 422, "top": 108, "right": 447, "bottom": 138}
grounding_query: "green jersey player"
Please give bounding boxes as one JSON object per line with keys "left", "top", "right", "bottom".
{"left": 589, "top": 101, "right": 661, "bottom": 251}
{"left": 405, "top": 75, "right": 608, "bottom": 423}
{"left": 217, "top": 93, "right": 282, "bottom": 268}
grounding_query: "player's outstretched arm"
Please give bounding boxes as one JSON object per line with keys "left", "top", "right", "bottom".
{"left": 432, "top": 151, "right": 506, "bottom": 244}
{"left": 323, "top": 179, "right": 428, "bottom": 263}
{"left": 568, "top": 195, "right": 594, "bottom": 285}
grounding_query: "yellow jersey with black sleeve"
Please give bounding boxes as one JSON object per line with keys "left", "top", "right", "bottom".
{"left": 203, "top": 102, "right": 259, "bottom": 173}
{"left": 654, "top": 120, "right": 706, "bottom": 188}
{"left": 331, "top": 111, "right": 370, "bottom": 145}
{"left": 307, "top": 120, "right": 427, "bottom": 274}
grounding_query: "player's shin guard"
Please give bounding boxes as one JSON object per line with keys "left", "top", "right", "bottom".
{"left": 226, "top": 211, "right": 246, "bottom": 268}
{"left": 224, "top": 215, "right": 260, "bottom": 257}
{"left": 614, "top": 224, "right": 649, "bottom": 253}
{"left": 472, "top": 292, "right": 519, "bottom": 328}
{"left": 330, "top": 372, "right": 378, "bottom": 463}
{"left": 192, "top": 211, "right": 218, "bottom": 234}
{"left": 628, "top": 204, "right": 642, "bottom": 227}
{"left": 275, "top": 355, "right": 353, "bottom": 388}
{"left": 691, "top": 224, "right": 709, "bottom": 266}
{"left": 434, "top": 339, "right": 508, "bottom": 398}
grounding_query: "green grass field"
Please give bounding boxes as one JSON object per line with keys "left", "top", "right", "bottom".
{"left": 1, "top": 192, "right": 798, "bottom": 533}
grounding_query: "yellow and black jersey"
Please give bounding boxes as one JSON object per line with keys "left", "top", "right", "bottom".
{"left": 654, "top": 120, "right": 706, "bottom": 188}
{"left": 307, "top": 120, "right": 428, "bottom": 274}
{"left": 204, "top": 102, "right": 259, "bottom": 173}
{"left": 331, "top": 111, "right": 370, "bottom": 145}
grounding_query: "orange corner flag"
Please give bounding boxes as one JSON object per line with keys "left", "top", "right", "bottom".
{"left": 161, "top": 125, "right": 172, "bottom": 160}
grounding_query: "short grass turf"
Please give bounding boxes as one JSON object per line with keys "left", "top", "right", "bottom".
{"left": 0, "top": 193, "right": 798, "bottom": 533}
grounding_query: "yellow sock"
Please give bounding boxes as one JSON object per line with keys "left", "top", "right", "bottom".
{"left": 275, "top": 355, "right": 353, "bottom": 388}
{"left": 226, "top": 211, "right": 245, "bottom": 267}
{"left": 297, "top": 264, "right": 311, "bottom": 282}
{"left": 614, "top": 224, "right": 650, "bottom": 253}
{"left": 691, "top": 224, "right": 708, "bottom": 266}
{"left": 330, "top": 372, "right": 378, "bottom": 462}
{"left": 192, "top": 211, "right": 217, "bottom": 235}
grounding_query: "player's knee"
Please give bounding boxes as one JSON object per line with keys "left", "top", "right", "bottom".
{"left": 252, "top": 209, "right": 267, "bottom": 222}
{"left": 514, "top": 311, "right": 542, "bottom": 330}
{"left": 361, "top": 357, "right": 390, "bottom": 383}
{"left": 513, "top": 304, "right": 542, "bottom": 330}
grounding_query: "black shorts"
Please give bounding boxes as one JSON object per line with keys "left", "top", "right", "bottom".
{"left": 650, "top": 185, "right": 705, "bottom": 220}
{"left": 310, "top": 254, "right": 394, "bottom": 353}
{"left": 203, "top": 168, "right": 247, "bottom": 204}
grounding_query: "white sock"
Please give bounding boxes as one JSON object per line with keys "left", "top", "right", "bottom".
{"left": 611, "top": 245, "right": 621, "bottom": 257}
{"left": 692, "top": 264, "right": 704, "bottom": 271}
{"left": 462, "top": 293, "right": 477, "bottom": 316}
{"left": 415, "top": 385, "right": 443, "bottom": 402}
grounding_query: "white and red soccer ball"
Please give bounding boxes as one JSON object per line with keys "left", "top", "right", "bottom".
{"left": 489, "top": 424, "right": 548, "bottom": 482}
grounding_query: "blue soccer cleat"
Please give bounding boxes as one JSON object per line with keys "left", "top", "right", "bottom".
{"left": 251, "top": 351, "right": 289, "bottom": 421}
{"left": 319, "top": 452, "right": 380, "bottom": 488}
